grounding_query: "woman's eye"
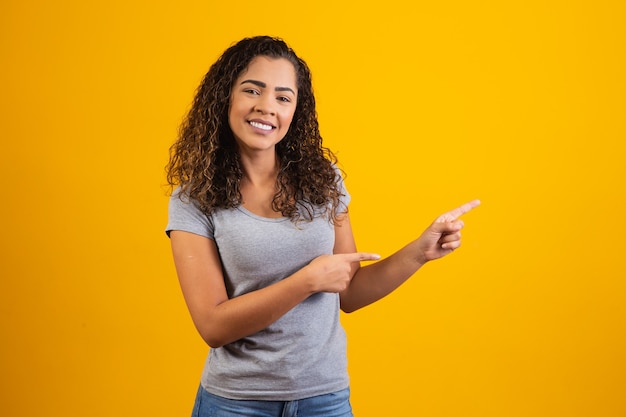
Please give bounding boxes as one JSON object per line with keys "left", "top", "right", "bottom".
{"left": 244, "top": 89, "right": 260, "bottom": 95}
{"left": 278, "top": 96, "right": 292, "bottom": 103}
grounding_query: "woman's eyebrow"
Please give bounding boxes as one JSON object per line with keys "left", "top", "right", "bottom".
{"left": 240, "top": 79, "right": 295, "bottom": 95}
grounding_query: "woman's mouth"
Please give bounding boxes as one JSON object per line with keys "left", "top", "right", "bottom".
{"left": 249, "top": 121, "right": 274, "bottom": 131}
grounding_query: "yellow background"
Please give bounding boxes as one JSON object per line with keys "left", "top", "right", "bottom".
{"left": 2, "top": 1, "right": 625, "bottom": 416}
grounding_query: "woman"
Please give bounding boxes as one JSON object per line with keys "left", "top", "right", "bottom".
{"left": 166, "top": 35, "right": 479, "bottom": 417}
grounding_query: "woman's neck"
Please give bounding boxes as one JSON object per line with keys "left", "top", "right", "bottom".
{"left": 238, "top": 150, "right": 283, "bottom": 218}
{"left": 239, "top": 150, "right": 280, "bottom": 186}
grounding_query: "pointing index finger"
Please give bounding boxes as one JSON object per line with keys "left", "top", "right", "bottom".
{"left": 343, "top": 252, "right": 381, "bottom": 262}
{"left": 437, "top": 199, "right": 481, "bottom": 222}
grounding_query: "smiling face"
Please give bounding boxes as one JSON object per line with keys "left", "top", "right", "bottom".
{"left": 228, "top": 56, "right": 298, "bottom": 155}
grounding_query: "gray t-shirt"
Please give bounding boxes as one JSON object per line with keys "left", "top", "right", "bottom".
{"left": 166, "top": 179, "right": 351, "bottom": 401}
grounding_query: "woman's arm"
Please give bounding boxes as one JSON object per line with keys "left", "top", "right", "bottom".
{"left": 337, "top": 200, "right": 480, "bottom": 313}
{"left": 170, "top": 230, "right": 378, "bottom": 348}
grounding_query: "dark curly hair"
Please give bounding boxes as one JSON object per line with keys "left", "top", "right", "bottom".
{"left": 166, "top": 36, "right": 344, "bottom": 223}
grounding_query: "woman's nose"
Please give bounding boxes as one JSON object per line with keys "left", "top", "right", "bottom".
{"left": 254, "top": 95, "right": 276, "bottom": 115}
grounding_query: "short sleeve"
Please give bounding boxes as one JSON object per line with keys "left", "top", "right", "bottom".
{"left": 165, "top": 188, "right": 215, "bottom": 239}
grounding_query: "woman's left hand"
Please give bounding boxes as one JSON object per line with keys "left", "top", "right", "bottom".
{"left": 416, "top": 199, "right": 480, "bottom": 263}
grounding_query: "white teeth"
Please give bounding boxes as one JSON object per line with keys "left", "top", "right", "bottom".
{"left": 249, "top": 121, "right": 273, "bottom": 131}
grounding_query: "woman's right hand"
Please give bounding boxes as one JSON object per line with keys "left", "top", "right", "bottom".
{"left": 306, "top": 252, "right": 380, "bottom": 293}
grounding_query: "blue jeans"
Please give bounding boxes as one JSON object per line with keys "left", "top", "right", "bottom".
{"left": 191, "top": 385, "right": 354, "bottom": 417}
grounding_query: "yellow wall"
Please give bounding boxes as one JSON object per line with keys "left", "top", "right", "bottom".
{"left": 1, "top": 1, "right": 625, "bottom": 416}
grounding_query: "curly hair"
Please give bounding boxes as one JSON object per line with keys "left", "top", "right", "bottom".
{"left": 166, "top": 36, "right": 345, "bottom": 223}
